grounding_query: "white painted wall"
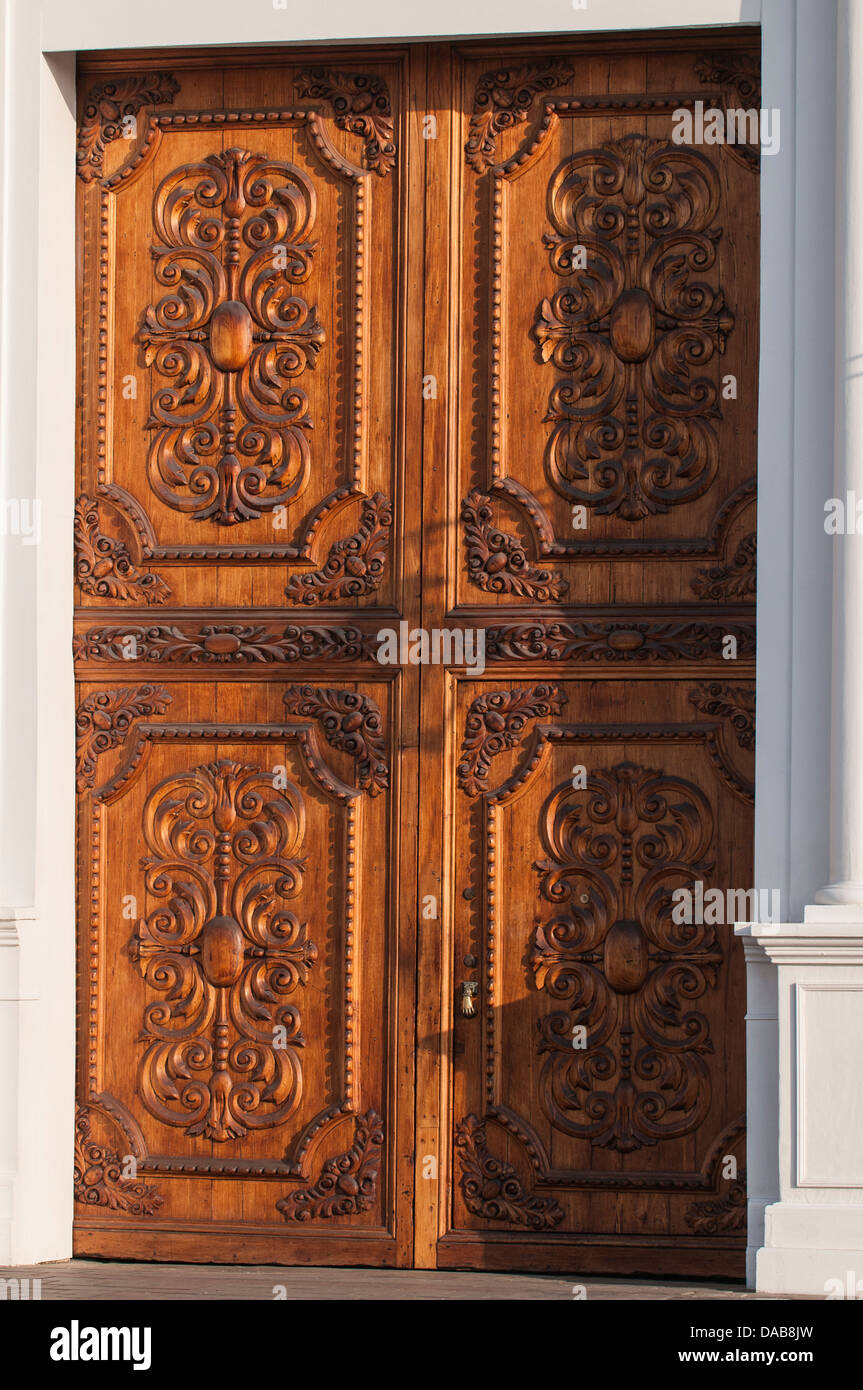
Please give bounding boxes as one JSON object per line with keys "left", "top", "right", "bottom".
{"left": 0, "top": 0, "right": 842, "bottom": 1287}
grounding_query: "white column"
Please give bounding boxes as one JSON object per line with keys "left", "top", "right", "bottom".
{"left": 818, "top": 0, "right": 863, "bottom": 905}
{"left": 743, "top": 0, "right": 863, "bottom": 1297}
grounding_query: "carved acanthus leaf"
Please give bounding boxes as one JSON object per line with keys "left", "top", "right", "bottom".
{"left": 284, "top": 686, "right": 389, "bottom": 795}
{"left": 461, "top": 490, "right": 567, "bottom": 602}
{"left": 689, "top": 682, "right": 755, "bottom": 750}
{"left": 285, "top": 493, "right": 392, "bottom": 604}
{"left": 685, "top": 1177, "right": 747, "bottom": 1234}
{"left": 276, "top": 1110, "right": 384, "bottom": 1220}
{"left": 691, "top": 533, "right": 756, "bottom": 601}
{"left": 75, "top": 495, "right": 171, "bottom": 605}
{"left": 77, "top": 73, "right": 180, "bottom": 182}
{"left": 458, "top": 685, "right": 566, "bottom": 797}
{"left": 455, "top": 1114, "right": 564, "bottom": 1228}
{"left": 74, "top": 1107, "right": 163, "bottom": 1215}
{"left": 695, "top": 52, "right": 761, "bottom": 172}
{"left": 296, "top": 70, "right": 395, "bottom": 175}
{"left": 486, "top": 619, "right": 755, "bottom": 663}
{"left": 76, "top": 684, "right": 172, "bottom": 791}
{"left": 73, "top": 622, "right": 377, "bottom": 665}
{"left": 465, "top": 60, "right": 574, "bottom": 172}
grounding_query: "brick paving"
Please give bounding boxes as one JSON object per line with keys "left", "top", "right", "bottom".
{"left": 0, "top": 1261, "right": 790, "bottom": 1300}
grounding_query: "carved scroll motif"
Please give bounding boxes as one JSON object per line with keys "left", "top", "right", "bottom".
{"left": 131, "top": 759, "right": 317, "bottom": 1141}
{"left": 533, "top": 135, "right": 733, "bottom": 522}
{"left": 138, "top": 148, "right": 325, "bottom": 525}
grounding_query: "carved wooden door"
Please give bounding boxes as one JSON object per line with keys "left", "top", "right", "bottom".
{"left": 73, "top": 48, "right": 421, "bottom": 1265}
{"left": 416, "top": 36, "right": 758, "bottom": 1277}
{"left": 74, "top": 34, "right": 757, "bottom": 1273}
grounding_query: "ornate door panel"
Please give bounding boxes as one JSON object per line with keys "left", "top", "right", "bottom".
{"left": 419, "top": 37, "right": 758, "bottom": 1275}
{"left": 74, "top": 49, "right": 421, "bottom": 1264}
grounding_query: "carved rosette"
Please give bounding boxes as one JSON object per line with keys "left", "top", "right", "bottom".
{"left": 458, "top": 685, "right": 565, "bottom": 798}
{"left": 455, "top": 1115, "right": 563, "bottom": 1229}
{"left": 296, "top": 70, "right": 395, "bottom": 175}
{"left": 138, "top": 148, "right": 325, "bottom": 525}
{"left": 691, "top": 533, "right": 756, "bottom": 601}
{"left": 76, "top": 684, "right": 172, "bottom": 791}
{"left": 530, "top": 762, "right": 721, "bottom": 1152}
{"left": 284, "top": 686, "right": 388, "bottom": 795}
{"left": 465, "top": 60, "right": 574, "bottom": 172}
{"left": 74, "top": 1107, "right": 163, "bottom": 1215}
{"left": 533, "top": 134, "right": 733, "bottom": 521}
{"left": 130, "top": 759, "right": 318, "bottom": 1142}
{"left": 73, "top": 622, "right": 376, "bottom": 665}
{"left": 689, "top": 682, "right": 755, "bottom": 751}
{"left": 276, "top": 1110, "right": 384, "bottom": 1220}
{"left": 75, "top": 495, "right": 171, "bottom": 605}
{"left": 461, "top": 489, "right": 567, "bottom": 601}
{"left": 77, "top": 73, "right": 180, "bottom": 182}
{"left": 285, "top": 493, "right": 392, "bottom": 604}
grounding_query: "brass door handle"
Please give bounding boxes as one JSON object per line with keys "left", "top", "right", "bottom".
{"left": 460, "top": 981, "right": 479, "bottom": 1017}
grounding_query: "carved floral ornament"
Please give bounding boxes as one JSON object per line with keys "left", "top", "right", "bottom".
{"left": 533, "top": 134, "right": 734, "bottom": 523}
{"left": 131, "top": 758, "right": 317, "bottom": 1142}
{"left": 530, "top": 761, "right": 720, "bottom": 1152}
{"left": 138, "top": 148, "right": 325, "bottom": 526}
{"left": 76, "top": 73, "right": 180, "bottom": 182}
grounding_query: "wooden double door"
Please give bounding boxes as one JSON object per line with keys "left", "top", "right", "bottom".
{"left": 74, "top": 33, "right": 758, "bottom": 1275}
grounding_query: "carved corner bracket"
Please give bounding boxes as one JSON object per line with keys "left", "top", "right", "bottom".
{"left": 455, "top": 1114, "right": 564, "bottom": 1229}
{"left": 75, "top": 495, "right": 171, "bottom": 606}
{"left": 694, "top": 52, "right": 761, "bottom": 173}
{"left": 285, "top": 493, "right": 392, "bottom": 604}
{"left": 461, "top": 489, "right": 568, "bottom": 601}
{"left": 77, "top": 73, "right": 180, "bottom": 183}
{"left": 276, "top": 1109, "right": 384, "bottom": 1220}
{"left": 458, "top": 685, "right": 566, "bottom": 798}
{"left": 295, "top": 70, "right": 395, "bottom": 175}
{"left": 465, "top": 60, "right": 574, "bottom": 172}
{"left": 74, "top": 1105, "right": 164, "bottom": 1215}
{"left": 76, "top": 684, "right": 172, "bottom": 792}
{"left": 691, "top": 532, "right": 756, "bottom": 601}
{"left": 284, "top": 686, "right": 389, "bottom": 796}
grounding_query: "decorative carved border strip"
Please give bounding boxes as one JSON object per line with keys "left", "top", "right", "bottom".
{"left": 285, "top": 493, "right": 392, "bottom": 604}
{"left": 75, "top": 495, "right": 171, "bottom": 605}
{"left": 74, "top": 1106, "right": 164, "bottom": 1215}
{"left": 276, "top": 1110, "right": 384, "bottom": 1220}
{"left": 76, "top": 684, "right": 172, "bottom": 791}
{"left": 486, "top": 618, "right": 755, "bottom": 663}
{"left": 74, "top": 622, "right": 378, "bottom": 665}
{"left": 296, "top": 71, "right": 395, "bottom": 175}
{"left": 454, "top": 1114, "right": 564, "bottom": 1229}
{"left": 284, "top": 686, "right": 389, "bottom": 796}
{"left": 77, "top": 73, "right": 180, "bottom": 182}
